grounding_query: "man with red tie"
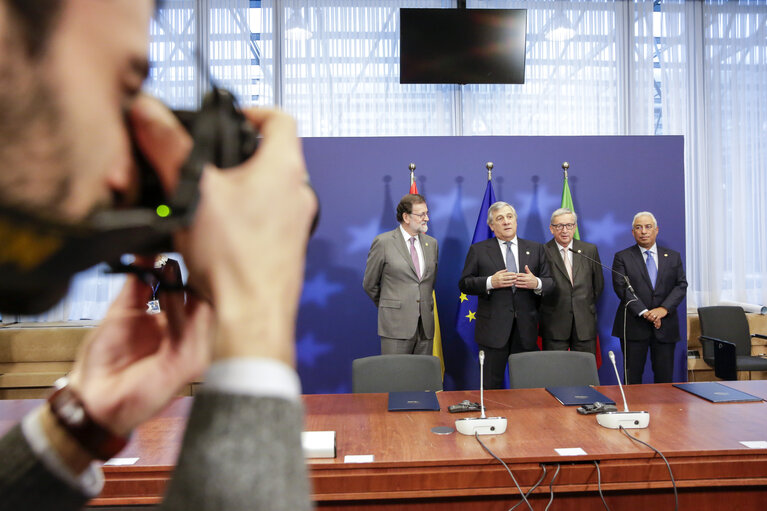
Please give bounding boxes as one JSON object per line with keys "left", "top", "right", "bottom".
{"left": 363, "top": 194, "right": 439, "bottom": 355}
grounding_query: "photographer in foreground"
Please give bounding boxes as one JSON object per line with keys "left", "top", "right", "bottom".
{"left": 0, "top": 1, "right": 315, "bottom": 510}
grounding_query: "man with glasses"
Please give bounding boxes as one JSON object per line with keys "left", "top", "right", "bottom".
{"left": 363, "top": 194, "right": 439, "bottom": 354}
{"left": 540, "top": 208, "right": 604, "bottom": 355}
{"left": 612, "top": 212, "right": 687, "bottom": 384}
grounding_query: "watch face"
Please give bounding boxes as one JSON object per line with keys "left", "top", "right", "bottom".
{"left": 60, "top": 401, "right": 86, "bottom": 426}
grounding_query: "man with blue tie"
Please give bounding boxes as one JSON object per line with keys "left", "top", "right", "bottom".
{"left": 612, "top": 212, "right": 687, "bottom": 384}
{"left": 459, "top": 202, "right": 554, "bottom": 389}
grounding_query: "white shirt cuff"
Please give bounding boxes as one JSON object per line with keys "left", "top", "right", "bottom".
{"left": 202, "top": 358, "right": 301, "bottom": 402}
{"left": 21, "top": 407, "right": 104, "bottom": 498}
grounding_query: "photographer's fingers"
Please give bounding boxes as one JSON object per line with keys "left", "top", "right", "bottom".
{"left": 241, "top": 108, "right": 317, "bottom": 232}
{"left": 129, "top": 94, "right": 193, "bottom": 195}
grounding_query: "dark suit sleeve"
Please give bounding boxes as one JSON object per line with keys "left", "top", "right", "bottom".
{"left": 362, "top": 235, "right": 384, "bottom": 306}
{"left": 612, "top": 251, "right": 647, "bottom": 316}
{"left": 660, "top": 252, "right": 687, "bottom": 313}
{"left": 458, "top": 244, "right": 489, "bottom": 295}
{"left": 534, "top": 247, "right": 555, "bottom": 296}
{"left": 160, "top": 392, "right": 311, "bottom": 511}
{"left": 0, "top": 424, "right": 89, "bottom": 511}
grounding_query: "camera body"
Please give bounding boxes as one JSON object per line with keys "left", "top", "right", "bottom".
{"left": 0, "top": 88, "right": 259, "bottom": 314}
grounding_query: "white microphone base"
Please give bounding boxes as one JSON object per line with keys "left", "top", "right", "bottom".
{"left": 596, "top": 411, "right": 650, "bottom": 429}
{"left": 455, "top": 417, "right": 507, "bottom": 435}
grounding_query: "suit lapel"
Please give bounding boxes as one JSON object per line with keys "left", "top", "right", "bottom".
{"left": 631, "top": 245, "right": 653, "bottom": 289}
{"left": 545, "top": 240, "right": 570, "bottom": 280}
{"left": 517, "top": 239, "right": 530, "bottom": 272}
{"left": 655, "top": 246, "right": 671, "bottom": 283}
{"left": 547, "top": 240, "right": 570, "bottom": 283}
{"left": 418, "top": 234, "right": 434, "bottom": 280}
{"left": 570, "top": 241, "right": 584, "bottom": 281}
{"left": 486, "top": 238, "right": 506, "bottom": 271}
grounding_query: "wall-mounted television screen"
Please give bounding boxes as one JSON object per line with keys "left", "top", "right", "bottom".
{"left": 399, "top": 8, "right": 527, "bottom": 85}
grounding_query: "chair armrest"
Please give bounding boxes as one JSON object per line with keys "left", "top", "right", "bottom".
{"left": 751, "top": 333, "right": 767, "bottom": 340}
{"left": 698, "top": 335, "right": 719, "bottom": 367}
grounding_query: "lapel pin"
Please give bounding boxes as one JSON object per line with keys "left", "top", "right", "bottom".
{"left": 664, "top": 253, "right": 668, "bottom": 257}
{"left": 525, "top": 251, "right": 530, "bottom": 255}
{"left": 425, "top": 243, "right": 429, "bottom": 247}
{"left": 577, "top": 249, "right": 582, "bottom": 253}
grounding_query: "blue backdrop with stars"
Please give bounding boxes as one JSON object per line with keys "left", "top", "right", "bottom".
{"left": 297, "top": 135, "right": 685, "bottom": 393}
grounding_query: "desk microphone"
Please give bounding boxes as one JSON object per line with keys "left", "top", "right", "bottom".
{"left": 595, "top": 351, "right": 650, "bottom": 429}
{"left": 455, "top": 351, "right": 508, "bottom": 435}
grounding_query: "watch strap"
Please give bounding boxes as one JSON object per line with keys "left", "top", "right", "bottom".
{"left": 47, "top": 379, "right": 129, "bottom": 461}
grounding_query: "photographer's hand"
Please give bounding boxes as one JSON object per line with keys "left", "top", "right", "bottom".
{"left": 67, "top": 275, "right": 212, "bottom": 437}
{"left": 176, "top": 108, "right": 317, "bottom": 366}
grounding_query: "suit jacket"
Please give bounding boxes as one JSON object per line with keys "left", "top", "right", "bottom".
{"left": 458, "top": 237, "right": 554, "bottom": 350}
{"left": 611, "top": 244, "right": 687, "bottom": 343}
{"left": 0, "top": 393, "right": 311, "bottom": 511}
{"left": 540, "top": 239, "right": 604, "bottom": 341}
{"left": 362, "top": 227, "right": 438, "bottom": 339}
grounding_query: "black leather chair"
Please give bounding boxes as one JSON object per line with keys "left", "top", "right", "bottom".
{"left": 352, "top": 354, "right": 443, "bottom": 393}
{"left": 508, "top": 351, "right": 600, "bottom": 389}
{"left": 697, "top": 306, "right": 767, "bottom": 379}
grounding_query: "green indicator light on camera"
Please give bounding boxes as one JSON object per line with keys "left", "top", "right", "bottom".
{"left": 156, "top": 204, "right": 171, "bottom": 218}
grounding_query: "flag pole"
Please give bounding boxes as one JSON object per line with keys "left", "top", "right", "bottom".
{"left": 486, "top": 161, "right": 493, "bottom": 181}
{"left": 409, "top": 162, "right": 416, "bottom": 189}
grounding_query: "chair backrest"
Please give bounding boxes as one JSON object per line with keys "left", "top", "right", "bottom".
{"left": 352, "top": 354, "right": 443, "bottom": 393}
{"left": 508, "top": 351, "right": 600, "bottom": 389}
{"left": 697, "top": 306, "right": 752, "bottom": 358}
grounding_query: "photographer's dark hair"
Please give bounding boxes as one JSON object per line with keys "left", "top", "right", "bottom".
{"left": 396, "top": 194, "right": 426, "bottom": 223}
{"left": 5, "top": 0, "right": 62, "bottom": 58}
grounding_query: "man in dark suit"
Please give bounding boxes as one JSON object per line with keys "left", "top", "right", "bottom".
{"left": 612, "top": 211, "right": 687, "bottom": 384}
{"left": 459, "top": 201, "right": 554, "bottom": 389}
{"left": 363, "top": 194, "right": 439, "bottom": 354}
{"left": 540, "top": 208, "right": 604, "bottom": 354}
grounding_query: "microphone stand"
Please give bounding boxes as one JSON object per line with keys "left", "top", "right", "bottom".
{"left": 569, "top": 248, "right": 638, "bottom": 385}
{"left": 455, "top": 351, "right": 508, "bottom": 436}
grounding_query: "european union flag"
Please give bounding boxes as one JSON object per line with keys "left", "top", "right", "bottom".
{"left": 456, "top": 180, "right": 496, "bottom": 353}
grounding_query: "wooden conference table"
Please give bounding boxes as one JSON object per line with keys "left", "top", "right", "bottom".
{"left": 1, "top": 381, "right": 766, "bottom": 509}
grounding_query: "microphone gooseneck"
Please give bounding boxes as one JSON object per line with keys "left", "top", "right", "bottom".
{"left": 608, "top": 351, "right": 630, "bottom": 412}
{"left": 479, "top": 350, "right": 487, "bottom": 419}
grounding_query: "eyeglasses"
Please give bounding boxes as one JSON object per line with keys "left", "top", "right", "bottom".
{"left": 633, "top": 224, "right": 655, "bottom": 232}
{"left": 409, "top": 211, "right": 429, "bottom": 219}
{"left": 551, "top": 223, "right": 576, "bottom": 231}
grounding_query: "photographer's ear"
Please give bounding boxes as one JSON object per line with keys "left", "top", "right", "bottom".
{"left": 129, "top": 94, "right": 193, "bottom": 196}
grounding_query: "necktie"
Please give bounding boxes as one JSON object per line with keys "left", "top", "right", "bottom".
{"left": 562, "top": 247, "right": 573, "bottom": 284}
{"left": 410, "top": 237, "right": 421, "bottom": 280}
{"left": 505, "top": 241, "right": 517, "bottom": 292}
{"left": 505, "top": 241, "right": 517, "bottom": 273}
{"left": 645, "top": 250, "right": 657, "bottom": 288}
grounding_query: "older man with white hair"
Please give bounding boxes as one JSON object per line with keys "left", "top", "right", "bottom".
{"left": 612, "top": 211, "right": 687, "bottom": 384}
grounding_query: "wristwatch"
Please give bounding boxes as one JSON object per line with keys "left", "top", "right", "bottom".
{"left": 47, "top": 377, "right": 129, "bottom": 461}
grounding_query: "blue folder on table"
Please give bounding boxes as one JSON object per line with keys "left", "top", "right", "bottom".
{"left": 546, "top": 386, "right": 615, "bottom": 406}
{"left": 673, "top": 382, "right": 763, "bottom": 403}
{"left": 387, "top": 391, "right": 440, "bottom": 411}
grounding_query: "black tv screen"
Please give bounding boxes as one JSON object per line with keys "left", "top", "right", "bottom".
{"left": 400, "top": 8, "right": 527, "bottom": 85}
